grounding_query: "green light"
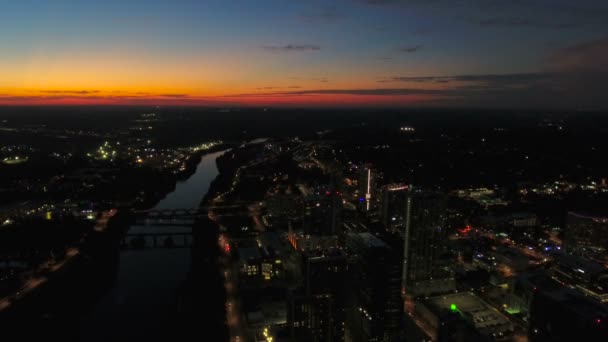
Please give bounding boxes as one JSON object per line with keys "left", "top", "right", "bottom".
{"left": 450, "top": 304, "right": 457, "bottom": 312}
{"left": 505, "top": 308, "right": 520, "bottom": 315}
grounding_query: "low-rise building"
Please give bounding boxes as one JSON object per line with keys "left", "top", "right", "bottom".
{"left": 416, "top": 292, "right": 514, "bottom": 341}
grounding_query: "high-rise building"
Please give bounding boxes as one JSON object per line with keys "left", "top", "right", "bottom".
{"left": 379, "top": 183, "right": 409, "bottom": 233}
{"left": 402, "top": 190, "right": 454, "bottom": 297}
{"left": 304, "top": 187, "right": 342, "bottom": 236}
{"left": 345, "top": 233, "right": 403, "bottom": 342}
{"left": 288, "top": 248, "right": 347, "bottom": 341}
{"left": 416, "top": 292, "right": 514, "bottom": 341}
{"left": 564, "top": 211, "right": 608, "bottom": 258}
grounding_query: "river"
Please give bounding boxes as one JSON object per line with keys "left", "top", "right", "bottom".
{"left": 81, "top": 149, "right": 228, "bottom": 341}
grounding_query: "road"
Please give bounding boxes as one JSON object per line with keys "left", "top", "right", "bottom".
{"left": 94, "top": 208, "right": 117, "bottom": 232}
{"left": 219, "top": 234, "right": 250, "bottom": 342}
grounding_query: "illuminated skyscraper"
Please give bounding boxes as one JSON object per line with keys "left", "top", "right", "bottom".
{"left": 379, "top": 183, "right": 409, "bottom": 233}
{"left": 402, "top": 190, "right": 454, "bottom": 297}
{"left": 304, "top": 187, "right": 342, "bottom": 236}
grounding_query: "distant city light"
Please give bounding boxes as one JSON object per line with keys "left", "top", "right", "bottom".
{"left": 458, "top": 225, "right": 472, "bottom": 234}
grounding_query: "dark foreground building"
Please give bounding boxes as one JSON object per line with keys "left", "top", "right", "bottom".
{"left": 288, "top": 248, "right": 347, "bottom": 341}
{"left": 529, "top": 287, "right": 608, "bottom": 341}
{"left": 345, "top": 232, "right": 403, "bottom": 342}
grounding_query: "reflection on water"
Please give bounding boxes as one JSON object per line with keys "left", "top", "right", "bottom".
{"left": 81, "top": 150, "right": 227, "bottom": 341}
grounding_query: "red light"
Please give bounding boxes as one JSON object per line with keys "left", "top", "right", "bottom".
{"left": 224, "top": 244, "right": 231, "bottom": 253}
{"left": 597, "top": 319, "right": 602, "bottom": 324}
{"left": 458, "top": 225, "right": 472, "bottom": 234}
{"left": 325, "top": 191, "right": 331, "bottom": 196}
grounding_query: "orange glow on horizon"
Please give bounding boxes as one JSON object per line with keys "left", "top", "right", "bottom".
{"left": 0, "top": 83, "right": 445, "bottom": 107}
{"left": 0, "top": 92, "right": 439, "bottom": 107}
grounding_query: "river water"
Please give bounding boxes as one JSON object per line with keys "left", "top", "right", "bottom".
{"left": 81, "top": 149, "right": 227, "bottom": 341}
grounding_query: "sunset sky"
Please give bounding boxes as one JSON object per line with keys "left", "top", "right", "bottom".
{"left": 1, "top": 0, "right": 607, "bottom": 108}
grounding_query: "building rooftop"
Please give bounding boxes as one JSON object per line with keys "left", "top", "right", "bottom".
{"left": 554, "top": 253, "right": 605, "bottom": 276}
{"left": 239, "top": 246, "right": 261, "bottom": 261}
{"left": 427, "top": 292, "right": 513, "bottom": 332}
{"left": 352, "top": 232, "right": 387, "bottom": 248}
{"left": 303, "top": 247, "right": 345, "bottom": 260}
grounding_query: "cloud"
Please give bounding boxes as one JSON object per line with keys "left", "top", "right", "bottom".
{"left": 0, "top": 93, "right": 229, "bottom": 106}
{"left": 373, "top": 36, "right": 608, "bottom": 109}
{"left": 157, "top": 93, "right": 189, "bottom": 98}
{"left": 378, "top": 72, "right": 554, "bottom": 85}
{"left": 471, "top": 17, "right": 581, "bottom": 29}
{"left": 0, "top": 94, "right": 106, "bottom": 102}
{"left": 399, "top": 45, "right": 423, "bottom": 53}
{"left": 362, "top": 0, "right": 406, "bottom": 5}
{"left": 261, "top": 44, "right": 321, "bottom": 52}
{"left": 228, "top": 88, "right": 447, "bottom": 97}
{"left": 300, "top": 6, "right": 343, "bottom": 22}
{"left": 289, "top": 77, "right": 329, "bottom": 83}
{"left": 256, "top": 86, "right": 302, "bottom": 90}
{"left": 361, "top": 0, "right": 448, "bottom": 7}
{"left": 361, "top": 0, "right": 608, "bottom": 30}
{"left": 39, "top": 90, "right": 100, "bottom": 95}
{"left": 548, "top": 36, "right": 608, "bottom": 72}
{"left": 252, "top": 37, "right": 607, "bottom": 108}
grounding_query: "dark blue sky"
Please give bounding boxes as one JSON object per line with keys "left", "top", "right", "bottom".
{"left": 1, "top": 0, "right": 607, "bottom": 108}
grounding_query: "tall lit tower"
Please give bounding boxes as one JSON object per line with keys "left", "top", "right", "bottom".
{"left": 358, "top": 164, "right": 379, "bottom": 212}
{"left": 402, "top": 189, "right": 454, "bottom": 297}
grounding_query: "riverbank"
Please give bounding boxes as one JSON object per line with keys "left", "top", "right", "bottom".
{"left": 135, "top": 143, "right": 232, "bottom": 210}
{"left": 77, "top": 147, "right": 234, "bottom": 341}
{"left": 200, "top": 140, "right": 267, "bottom": 206}
{"left": 0, "top": 142, "right": 241, "bottom": 340}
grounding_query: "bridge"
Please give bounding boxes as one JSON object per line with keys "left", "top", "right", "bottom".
{"left": 132, "top": 202, "right": 263, "bottom": 227}
{"left": 122, "top": 202, "right": 264, "bottom": 249}
{"left": 121, "top": 232, "right": 193, "bottom": 250}
{"left": 133, "top": 202, "right": 261, "bottom": 218}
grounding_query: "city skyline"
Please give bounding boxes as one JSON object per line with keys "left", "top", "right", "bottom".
{"left": 2, "top": 0, "right": 608, "bottom": 108}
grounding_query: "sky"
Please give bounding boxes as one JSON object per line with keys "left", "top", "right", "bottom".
{"left": 1, "top": 0, "right": 607, "bottom": 108}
